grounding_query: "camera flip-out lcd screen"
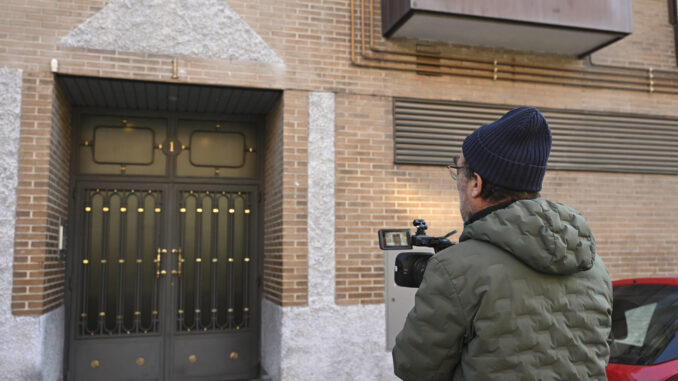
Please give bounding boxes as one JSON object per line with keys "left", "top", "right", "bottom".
{"left": 378, "top": 229, "right": 412, "bottom": 250}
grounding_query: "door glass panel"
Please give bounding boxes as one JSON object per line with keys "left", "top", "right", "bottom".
{"left": 176, "top": 120, "right": 257, "bottom": 178}
{"left": 190, "top": 131, "right": 245, "bottom": 167}
{"left": 177, "top": 191, "right": 252, "bottom": 332}
{"left": 78, "top": 188, "right": 162, "bottom": 336}
{"left": 78, "top": 115, "right": 167, "bottom": 176}
{"left": 93, "top": 127, "right": 154, "bottom": 164}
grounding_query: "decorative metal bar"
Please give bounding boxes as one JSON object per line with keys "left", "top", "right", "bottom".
{"left": 165, "top": 189, "right": 255, "bottom": 333}
{"left": 209, "top": 193, "right": 219, "bottom": 330}
{"left": 133, "top": 192, "right": 143, "bottom": 333}
{"left": 227, "top": 195, "right": 235, "bottom": 329}
{"left": 212, "top": 192, "right": 229, "bottom": 330}
{"left": 242, "top": 198, "right": 251, "bottom": 328}
{"left": 193, "top": 195, "right": 204, "bottom": 331}
{"left": 115, "top": 192, "right": 127, "bottom": 334}
{"left": 98, "top": 192, "right": 110, "bottom": 335}
{"left": 140, "top": 193, "right": 158, "bottom": 333}
{"left": 177, "top": 197, "right": 186, "bottom": 332}
{"left": 77, "top": 188, "right": 163, "bottom": 337}
{"left": 80, "top": 193, "right": 93, "bottom": 336}
{"left": 151, "top": 194, "right": 162, "bottom": 333}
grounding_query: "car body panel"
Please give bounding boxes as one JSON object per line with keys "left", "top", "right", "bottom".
{"left": 607, "top": 361, "right": 678, "bottom": 381}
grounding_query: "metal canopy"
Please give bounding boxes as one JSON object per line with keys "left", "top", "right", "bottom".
{"left": 381, "top": 0, "right": 633, "bottom": 57}
{"left": 57, "top": 75, "right": 281, "bottom": 115}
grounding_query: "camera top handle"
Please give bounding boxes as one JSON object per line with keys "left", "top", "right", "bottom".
{"left": 410, "top": 219, "right": 456, "bottom": 253}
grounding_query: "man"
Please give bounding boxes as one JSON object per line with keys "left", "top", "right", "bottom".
{"left": 392, "top": 107, "right": 612, "bottom": 380}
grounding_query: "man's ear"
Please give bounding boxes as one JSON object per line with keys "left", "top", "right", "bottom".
{"left": 470, "top": 173, "right": 483, "bottom": 198}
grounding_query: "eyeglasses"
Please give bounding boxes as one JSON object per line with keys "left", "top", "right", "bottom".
{"left": 447, "top": 156, "right": 463, "bottom": 181}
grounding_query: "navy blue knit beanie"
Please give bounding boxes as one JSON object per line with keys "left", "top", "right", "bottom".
{"left": 462, "top": 106, "right": 552, "bottom": 192}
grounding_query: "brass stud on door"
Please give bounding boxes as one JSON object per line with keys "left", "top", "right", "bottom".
{"left": 230, "top": 352, "right": 239, "bottom": 360}
{"left": 188, "top": 354, "right": 197, "bottom": 363}
{"left": 90, "top": 360, "right": 100, "bottom": 368}
{"left": 136, "top": 357, "right": 145, "bottom": 366}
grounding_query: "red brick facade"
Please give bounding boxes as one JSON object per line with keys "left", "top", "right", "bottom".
{"left": 12, "top": 73, "right": 71, "bottom": 314}
{"left": 263, "top": 92, "right": 310, "bottom": 306}
{"left": 2, "top": 0, "right": 677, "bottom": 314}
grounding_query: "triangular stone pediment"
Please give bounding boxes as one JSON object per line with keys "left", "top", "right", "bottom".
{"left": 60, "top": 0, "right": 283, "bottom": 64}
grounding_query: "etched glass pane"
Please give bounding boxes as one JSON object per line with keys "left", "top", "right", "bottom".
{"left": 176, "top": 120, "right": 257, "bottom": 178}
{"left": 190, "top": 131, "right": 245, "bottom": 167}
{"left": 78, "top": 115, "right": 167, "bottom": 176}
{"left": 94, "top": 127, "right": 154, "bottom": 164}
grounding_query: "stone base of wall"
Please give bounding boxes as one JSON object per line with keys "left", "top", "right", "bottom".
{"left": 0, "top": 307, "right": 64, "bottom": 381}
{"left": 261, "top": 299, "right": 396, "bottom": 381}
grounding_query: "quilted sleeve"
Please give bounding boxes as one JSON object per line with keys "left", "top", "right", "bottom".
{"left": 392, "top": 256, "right": 468, "bottom": 381}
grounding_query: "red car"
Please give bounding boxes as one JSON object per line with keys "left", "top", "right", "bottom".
{"left": 606, "top": 277, "right": 678, "bottom": 381}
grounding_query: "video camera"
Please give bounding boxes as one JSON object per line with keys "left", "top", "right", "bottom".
{"left": 378, "top": 219, "right": 456, "bottom": 288}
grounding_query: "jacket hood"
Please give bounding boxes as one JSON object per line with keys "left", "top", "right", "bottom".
{"left": 459, "top": 199, "right": 596, "bottom": 275}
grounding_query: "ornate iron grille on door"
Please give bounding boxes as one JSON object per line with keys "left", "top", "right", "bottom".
{"left": 68, "top": 113, "right": 262, "bottom": 380}
{"left": 176, "top": 190, "right": 252, "bottom": 333}
{"left": 78, "top": 188, "right": 163, "bottom": 336}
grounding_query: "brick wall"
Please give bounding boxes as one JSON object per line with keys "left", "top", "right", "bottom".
{"left": 11, "top": 74, "right": 70, "bottom": 315}
{"left": 278, "top": 91, "right": 309, "bottom": 306}
{"left": 1, "top": 0, "right": 677, "bottom": 312}
{"left": 45, "top": 78, "right": 71, "bottom": 307}
{"left": 263, "top": 97, "right": 284, "bottom": 304}
{"left": 591, "top": 0, "right": 677, "bottom": 70}
{"left": 542, "top": 170, "right": 678, "bottom": 280}
{"left": 262, "top": 91, "right": 311, "bottom": 306}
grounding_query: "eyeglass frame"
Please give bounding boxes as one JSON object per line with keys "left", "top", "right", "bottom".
{"left": 447, "top": 155, "right": 465, "bottom": 181}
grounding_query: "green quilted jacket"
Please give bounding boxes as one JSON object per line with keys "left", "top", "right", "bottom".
{"left": 392, "top": 199, "right": 612, "bottom": 381}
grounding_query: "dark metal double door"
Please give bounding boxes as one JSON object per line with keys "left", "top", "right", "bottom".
{"left": 68, "top": 182, "right": 259, "bottom": 380}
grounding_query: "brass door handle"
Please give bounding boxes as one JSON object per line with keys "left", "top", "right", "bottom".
{"left": 171, "top": 248, "right": 184, "bottom": 276}
{"left": 155, "top": 248, "right": 167, "bottom": 278}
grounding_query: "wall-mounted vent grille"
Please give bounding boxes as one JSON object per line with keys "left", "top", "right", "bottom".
{"left": 394, "top": 99, "right": 678, "bottom": 174}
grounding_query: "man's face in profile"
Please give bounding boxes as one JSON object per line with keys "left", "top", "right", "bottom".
{"left": 455, "top": 154, "right": 473, "bottom": 223}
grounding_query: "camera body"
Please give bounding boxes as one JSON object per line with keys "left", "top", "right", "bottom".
{"left": 378, "top": 219, "right": 456, "bottom": 288}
